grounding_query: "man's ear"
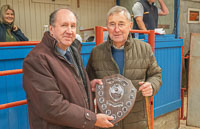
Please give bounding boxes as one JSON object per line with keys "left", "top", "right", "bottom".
{"left": 129, "top": 22, "right": 133, "bottom": 30}
{"left": 49, "top": 25, "right": 53, "bottom": 35}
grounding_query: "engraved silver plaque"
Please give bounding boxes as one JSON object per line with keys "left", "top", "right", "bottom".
{"left": 96, "top": 74, "right": 137, "bottom": 124}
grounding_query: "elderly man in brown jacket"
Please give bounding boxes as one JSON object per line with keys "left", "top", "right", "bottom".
{"left": 86, "top": 6, "right": 162, "bottom": 129}
{"left": 23, "top": 8, "right": 114, "bottom": 129}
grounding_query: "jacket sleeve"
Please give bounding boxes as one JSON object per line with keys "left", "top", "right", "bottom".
{"left": 146, "top": 45, "right": 162, "bottom": 96}
{"left": 23, "top": 55, "right": 96, "bottom": 129}
{"left": 86, "top": 49, "right": 96, "bottom": 80}
{"left": 0, "top": 24, "right": 6, "bottom": 42}
{"left": 13, "top": 28, "right": 29, "bottom": 41}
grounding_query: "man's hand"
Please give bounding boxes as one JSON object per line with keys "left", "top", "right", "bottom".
{"left": 95, "top": 114, "right": 114, "bottom": 128}
{"left": 90, "top": 79, "right": 103, "bottom": 92}
{"left": 139, "top": 82, "right": 153, "bottom": 96}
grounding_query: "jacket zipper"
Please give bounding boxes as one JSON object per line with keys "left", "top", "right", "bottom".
{"left": 122, "top": 47, "right": 126, "bottom": 76}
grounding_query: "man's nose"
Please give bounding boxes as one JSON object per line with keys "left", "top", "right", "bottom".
{"left": 114, "top": 25, "right": 120, "bottom": 32}
{"left": 66, "top": 26, "right": 72, "bottom": 33}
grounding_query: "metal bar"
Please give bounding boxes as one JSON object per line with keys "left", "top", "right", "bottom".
{"left": 0, "top": 69, "right": 23, "bottom": 76}
{"left": 179, "top": 46, "right": 184, "bottom": 120}
{"left": 116, "top": 0, "right": 120, "bottom": 5}
{"left": 180, "top": 88, "right": 186, "bottom": 119}
{"left": 184, "top": 56, "right": 189, "bottom": 59}
{"left": 95, "top": 26, "right": 152, "bottom": 46}
{"left": 148, "top": 30, "right": 155, "bottom": 52}
{"left": 80, "top": 28, "right": 94, "bottom": 32}
{"left": 174, "top": 0, "right": 180, "bottom": 38}
{"left": 0, "top": 100, "right": 27, "bottom": 110}
{"left": 130, "top": 29, "right": 151, "bottom": 34}
{"left": 0, "top": 41, "right": 39, "bottom": 47}
{"left": 179, "top": 37, "right": 185, "bottom": 121}
{"left": 95, "top": 26, "right": 104, "bottom": 46}
{"left": 148, "top": 30, "right": 155, "bottom": 129}
{"left": 180, "top": 46, "right": 183, "bottom": 120}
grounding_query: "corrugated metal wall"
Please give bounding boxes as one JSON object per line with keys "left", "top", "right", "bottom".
{"left": 142, "top": 34, "right": 183, "bottom": 118}
{"left": 154, "top": 36, "right": 182, "bottom": 117}
{"left": 0, "top": 0, "right": 115, "bottom": 41}
{"left": 0, "top": 46, "right": 33, "bottom": 129}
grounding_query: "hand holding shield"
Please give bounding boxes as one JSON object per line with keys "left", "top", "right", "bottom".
{"left": 96, "top": 74, "right": 137, "bottom": 124}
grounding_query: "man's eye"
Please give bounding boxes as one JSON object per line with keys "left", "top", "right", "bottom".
{"left": 61, "top": 25, "right": 67, "bottom": 27}
{"left": 109, "top": 23, "right": 115, "bottom": 26}
{"left": 71, "top": 25, "right": 76, "bottom": 28}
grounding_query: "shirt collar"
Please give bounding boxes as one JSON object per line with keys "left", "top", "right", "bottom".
{"left": 112, "top": 44, "right": 124, "bottom": 49}
{"left": 56, "top": 46, "right": 69, "bottom": 56}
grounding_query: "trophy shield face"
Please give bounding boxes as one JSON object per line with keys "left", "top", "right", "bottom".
{"left": 96, "top": 74, "right": 137, "bottom": 124}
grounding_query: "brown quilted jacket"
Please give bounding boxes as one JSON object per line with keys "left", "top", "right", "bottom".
{"left": 86, "top": 35, "right": 162, "bottom": 129}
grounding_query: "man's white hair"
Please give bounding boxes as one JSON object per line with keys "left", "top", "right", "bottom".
{"left": 106, "top": 6, "right": 131, "bottom": 23}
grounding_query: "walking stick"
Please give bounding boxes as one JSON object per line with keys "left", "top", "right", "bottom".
{"left": 145, "top": 96, "right": 151, "bottom": 129}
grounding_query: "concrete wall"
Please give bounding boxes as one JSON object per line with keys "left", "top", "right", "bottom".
{"left": 179, "top": 1, "right": 200, "bottom": 89}
{"left": 119, "top": 0, "right": 174, "bottom": 34}
{"left": 179, "top": 0, "right": 200, "bottom": 55}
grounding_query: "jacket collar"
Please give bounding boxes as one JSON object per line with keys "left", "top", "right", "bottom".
{"left": 106, "top": 33, "right": 133, "bottom": 51}
{"left": 41, "top": 31, "right": 82, "bottom": 53}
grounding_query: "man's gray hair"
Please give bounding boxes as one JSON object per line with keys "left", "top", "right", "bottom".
{"left": 49, "top": 8, "right": 78, "bottom": 26}
{"left": 106, "top": 6, "right": 131, "bottom": 22}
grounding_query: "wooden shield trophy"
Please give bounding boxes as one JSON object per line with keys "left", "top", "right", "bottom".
{"left": 96, "top": 74, "right": 137, "bottom": 124}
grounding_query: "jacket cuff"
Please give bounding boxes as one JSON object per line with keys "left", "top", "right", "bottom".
{"left": 82, "top": 109, "right": 96, "bottom": 129}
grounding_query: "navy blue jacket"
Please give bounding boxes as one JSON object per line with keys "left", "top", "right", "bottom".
{"left": 0, "top": 23, "right": 28, "bottom": 42}
{"left": 133, "top": 0, "right": 158, "bottom": 30}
